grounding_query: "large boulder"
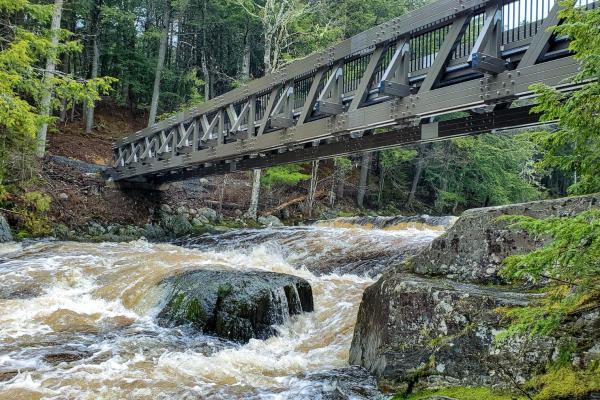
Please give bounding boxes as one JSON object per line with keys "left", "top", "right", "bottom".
{"left": 0, "top": 213, "right": 12, "bottom": 243}
{"left": 157, "top": 269, "right": 313, "bottom": 342}
{"left": 349, "top": 273, "right": 552, "bottom": 392}
{"left": 349, "top": 194, "right": 600, "bottom": 394}
{"left": 408, "top": 194, "right": 599, "bottom": 284}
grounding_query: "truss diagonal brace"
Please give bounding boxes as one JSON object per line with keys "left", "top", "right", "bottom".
{"left": 378, "top": 40, "right": 411, "bottom": 98}
{"left": 468, "top": 7, "right": 505, "bottom": 75}
{"left": 349, "top": 44, "right": 388, "bottom": 111}
{"left": 316, "top": 64, "right": 344, "bottom": 115}
{"left": 519, "top": 3, "right": 560, "bottom": 67}
{"left": 271, "top": 84, "right": 295, "bottom": 129}
{"left": 420, "top": 15, "right": 470, "bottom": 92}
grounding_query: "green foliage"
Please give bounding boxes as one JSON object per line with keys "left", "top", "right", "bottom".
{"left": 0, "top": 0, "right": 115, "bottom": 188}
{"left": 528, "top": 361, "right": 600, "bottom": 400}
{"left": 529, "top": 1, "right": 600, "bottom": 195}
{"left": 261, "top": 164, "right": 311, "bottom": 187}
{"left": 399, "top": 386, "right": 526, "bottom": 400}
{"left": 423, "top": 133, "right": 541, "bottom": 213}
{"left": 378, "top": 148, "right": 417, "bottom": 204}
{"left": 498, "top": 209, "right": 600, "bottom": 337}
{"left": 14, "top": 191, "right": 52, "bottom": 237}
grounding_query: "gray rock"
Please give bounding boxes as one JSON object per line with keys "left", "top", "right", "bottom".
{"left": 197, "top": 207, "right": 218, "bottom": 221}
{"left": 58, "top": 192, "right": 69, "bottom": 200}
{"left": 87, "top": 222, "right": 106, "bottom": 237}
{"left": 157, "top": 269, "right": 313, "bottom": 342}
{"left": 298, "top": 366, "right": 382, "bottom": 399}
{"left": 143, "top": 224, "right": 166, "bottom": 240}
{"left": 0, "top": 213, "right": 12, "bottom": 243}
{"left": 191, "top": 217, "right": 205, "bottom": 227}
{"left": 160, "top": 204, "right": 172, "bottom": 214}
{"left": 408, "top": 194, "right": 600, "bottom": 284}
{"left": 258, "top": 215, "right": 284, "bottom": 227}
{"left": 176, "top": 206, "right": 188, "bottom": 215}
{"left": 159, "top": 214, "right": 194, "bottom": 237}
{"left": 349, "top": 273, "right": 552, "bottom": 392}
{"left": 349, "top": 194, "right": 600, "bottom": 393}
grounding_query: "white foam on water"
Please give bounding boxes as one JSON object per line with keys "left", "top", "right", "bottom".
{"left": 0, "top": 225, "right": 445, "bottom": 399}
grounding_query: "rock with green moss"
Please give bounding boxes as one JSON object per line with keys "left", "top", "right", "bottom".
{"left": 409, "top": 194, "right": 599, "bottom": 284}
{"left": 349, "top": 273, "right": 554, "bottom": 393}
{"left": 159, "top": 213, "right": 194, "bottom": 237}
{"left": 157, "top": 269, "right": 314, "bottom": 342}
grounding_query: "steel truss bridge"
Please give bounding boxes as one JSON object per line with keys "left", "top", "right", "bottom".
{"left": 109, "top": 0, "right": 593, "bottom": 184}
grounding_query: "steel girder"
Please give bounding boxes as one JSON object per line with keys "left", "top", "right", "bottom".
{"left": 108, "top": 0, "right": 586, "bottom": 183}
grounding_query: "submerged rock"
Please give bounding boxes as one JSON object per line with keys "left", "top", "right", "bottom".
{"left": 297, "top": 366, "right": 381, "bottom": 399}
{"left": 0, "top": 213, "right": 12, "bottom": 243}
{"left": 157, "top": 269, "right": 313, "bottom": 342}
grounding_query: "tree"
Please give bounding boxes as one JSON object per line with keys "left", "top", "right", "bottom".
{"left": 357, "top": 151, "right": 372, "bottom": 208}
{"left": 529, "top": 0, "right": 600, "bottom": 195}
{"left": 148, "top": 2, "right": 171, "bottom": 126}
{"left": 235, "top": 0, "right": 312, "bottom": 218}
{"left": 85, "top": 0, "right": 103, "bottom": 134}
{"left": 305, "top": 160, "right": 319, "bottom": 217}
{"left": 36, "top": 0, "right": 64, "bottom": 157}
{"left": 0, "top": 0, "right": 114, "bottom": 173}
{"left": 422, "top": 133, "right": 540, "bottom": 214}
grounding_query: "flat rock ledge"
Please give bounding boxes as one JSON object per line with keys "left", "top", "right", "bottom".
{"left": 349, "top": 194, "right": 600, "bottom": 394}
{"left": 157, "top": 269, "right": 313, "bottom": 342}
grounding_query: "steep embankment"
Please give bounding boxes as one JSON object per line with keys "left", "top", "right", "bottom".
{"left": 350, "top": 194, "right": 600, "bottom": 396}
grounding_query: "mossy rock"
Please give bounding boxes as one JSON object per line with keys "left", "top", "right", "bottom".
{"left": 157, "top": 269, "right": 313, "bottom": 342}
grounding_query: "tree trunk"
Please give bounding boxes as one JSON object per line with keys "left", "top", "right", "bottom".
{"left": 148, "top": 4, "right": 170, "bottom": 127}
{"left": 329, "top": 158, "right": 337, "bottom": 207}
{"left": 85, "top": 29, "right": 100, "bottom": 133}
{"left": 336, "top": 169, "right": 345, "bottom": 199}
{"left": 357, "top": 151, "right": 372, "bottom": 208}
{"left": 306, "top": 160, "right": 319, "bottom": 217}
{"left": 407, "top": 144, "right": 426, "bottom": 206}
{"left": 263, "top": 31, "right": 272, "bottom": 73}
{"left": 201, "top": 0, "right": 210, "bottom": 101}
{"left": 245, "top": 169, "right": 261, "bottom": 219}
{"left": 241, "top": 25, "right": 251, "bottom": 81}
{"left": 36, "top": 0, "right": 64, "bottom": 158}
{"left": 378, "top": 155, "right": 385, "bottom": 207}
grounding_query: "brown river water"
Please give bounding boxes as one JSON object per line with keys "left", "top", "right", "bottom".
{"left": 0, "top": 218, "right": 448, "bottom": 399}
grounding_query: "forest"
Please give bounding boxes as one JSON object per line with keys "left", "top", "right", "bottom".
{"left": 1, "top": 0, "right": 598, "bottom": 220}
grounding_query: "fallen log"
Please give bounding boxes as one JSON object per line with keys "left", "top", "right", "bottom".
{"left": 262, "top": 191, "right": 326, "bottom": 216}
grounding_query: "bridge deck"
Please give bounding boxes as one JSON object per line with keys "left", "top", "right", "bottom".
{"left": 109, "top": 0, "right": 595, "bottom": 183}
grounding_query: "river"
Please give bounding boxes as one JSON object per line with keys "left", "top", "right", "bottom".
{"left": 0, "top": 217, "right": 448, "bottom": 399}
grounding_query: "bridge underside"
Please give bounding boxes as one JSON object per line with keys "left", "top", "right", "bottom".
{"left": 109, "top": 0, "right": 594, "bottom": 184}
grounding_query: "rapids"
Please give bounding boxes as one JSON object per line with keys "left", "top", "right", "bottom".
{"left": 0, "top": 220, "right": 446, "bottom": 399}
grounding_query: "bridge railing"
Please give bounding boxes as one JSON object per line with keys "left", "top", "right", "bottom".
{"left": 111, "top": 0, "right": 590, "bottom": 182}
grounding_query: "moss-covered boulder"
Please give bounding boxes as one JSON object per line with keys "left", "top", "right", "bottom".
{"left": 157, "top": 269, "right": 313, "bottom": 342}
{"left": 349, "top": 194, "right": 600, "bottom": 395}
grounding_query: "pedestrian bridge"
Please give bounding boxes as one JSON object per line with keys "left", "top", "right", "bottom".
{"left": 108, "top": 0, "right": 592, "bottom": 184}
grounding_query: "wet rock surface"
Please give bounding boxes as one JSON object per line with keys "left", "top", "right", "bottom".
{"left": 409, "top": 194, "right": 599, "bottom": 284}
{"left": 157, "top": 269, "right": 314, "bottom": 342}
{"left": 298, "top": 366, "right": 381, "bottom": 399}
{"left": 0, "top": 213, "right": 12, "bottom": 243}
{"left": 350, "top": 194, "right": 600, "bottom": 393}
{"left": 349, "top": 273, "right": 551, "bottom": 392}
